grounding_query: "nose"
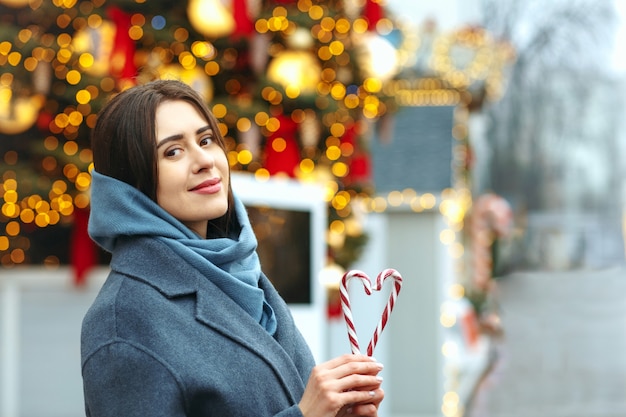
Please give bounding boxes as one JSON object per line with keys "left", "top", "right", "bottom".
{"left": 191, "top": 144, "right": 215, "bottom": 172}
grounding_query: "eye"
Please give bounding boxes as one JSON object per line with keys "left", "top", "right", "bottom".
{"left": 164, "top": 147, "right": 182, "bottom": 157}
{"left": 199, "top": 134, "right": 213, "bottom": 147}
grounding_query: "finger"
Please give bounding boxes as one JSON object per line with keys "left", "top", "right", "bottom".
{"left": 351, "top": 381, "right": 383, "bottom": 393}
{"left": 328, "top": 358, "right": 384, "bottom": 381}
{"left": 343, "top": 388, "right": 384, "bottom": 416}
{"left": 336, "top": 372, "right": 383, "bottom": 394}
{"left": 305, "top": 360, "right": 381, "bottom": 394}
{"left": 353, "top": 387, "right": 384, "bottom": 405}
{"left": 317, "top": 354, "right": 378, "bottom": 371}
{"left": 341, "top": 386, "right": 383, "bottom": 406}
{"left": 349, "top": 402, "right": 378, "bottom": 416}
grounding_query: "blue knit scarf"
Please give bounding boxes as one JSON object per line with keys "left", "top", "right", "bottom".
{"left": 88, "top": 170, "right": 277, "bottom": 335}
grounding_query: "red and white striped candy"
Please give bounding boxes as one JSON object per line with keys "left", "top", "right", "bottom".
{"left": 339, "top": 269, "right": 403, "bottom": 356}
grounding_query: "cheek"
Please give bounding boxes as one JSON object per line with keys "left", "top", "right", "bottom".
{"left": 155, "top": 165, "right": 175, "bottom": 204}
{"left": 221, "top": 158, "right": 229, "bottom": 173}
{"left": 222, "top": 158, "right": 231, "bottom": 189}
{"left": 217, "top": 151, "right": 229, "bottom": 172}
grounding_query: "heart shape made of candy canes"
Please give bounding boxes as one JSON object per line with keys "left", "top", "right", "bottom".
{"left": 339, "top": 269, "right": 403, "bottom": 356}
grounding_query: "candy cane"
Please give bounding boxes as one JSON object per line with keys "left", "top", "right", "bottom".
{"left": 470, "top": 193, "right": 512, "bottom": 290}
{"left": 340, "top": 269, "right": 403, "bottom": 356}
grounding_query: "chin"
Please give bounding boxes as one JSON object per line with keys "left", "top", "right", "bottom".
{"left": 214, "top": 202, "right": 229, "bottom": 219}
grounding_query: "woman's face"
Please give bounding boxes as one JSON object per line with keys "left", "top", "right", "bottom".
{"left": 154, "top": 100, "right": 229, "bottom": 237}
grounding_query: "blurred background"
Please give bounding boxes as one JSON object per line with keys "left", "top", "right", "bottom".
{"left": 1, "top": 0, "right": 625, "bottom": 416}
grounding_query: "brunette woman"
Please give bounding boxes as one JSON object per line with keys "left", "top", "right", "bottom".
{"left": 81, "top": 80, "right": 384, "bottom": 417}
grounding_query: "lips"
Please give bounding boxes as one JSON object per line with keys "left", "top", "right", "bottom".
{"left": 189, "top": 178, "right": 222, "bottom": 194}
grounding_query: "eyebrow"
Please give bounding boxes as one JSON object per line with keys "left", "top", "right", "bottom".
{"left": 156, "top": 125, "right": 213, "bottom": 149}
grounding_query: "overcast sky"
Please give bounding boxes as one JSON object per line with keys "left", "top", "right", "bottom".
{"left": 385, "top": 0, "right": 482, "bottom": 29}
{"left": 613, "top": 1, "right": 626, "bottom": 72}
{"left": 386, "top": 0, "right": 626, "bottom": 74}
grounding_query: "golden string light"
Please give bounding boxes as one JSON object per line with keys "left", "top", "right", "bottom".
{"left": 430, "top": 25, "right": 514, "bottom": 104}
{"left": 187, "top": 0, "right": 235, "bottom": 38}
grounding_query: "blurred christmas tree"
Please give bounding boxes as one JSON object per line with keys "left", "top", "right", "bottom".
{"left": 0, "top": 0, "right": 409, "bottom": 280}
{"left": 0, "top": 0, "right": 107, "bottom": 274}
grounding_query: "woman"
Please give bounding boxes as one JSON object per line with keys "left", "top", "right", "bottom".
{"left": 81, "top": 79, "right": 384, "bottom": 417}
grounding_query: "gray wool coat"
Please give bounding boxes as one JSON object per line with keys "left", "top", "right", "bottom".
{"left": 81, "top": 237, "right": 315, "bottom": 417}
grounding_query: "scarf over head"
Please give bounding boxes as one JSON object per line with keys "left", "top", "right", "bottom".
{"left": 88, "top": 170, "right": 277, "bottom": 335}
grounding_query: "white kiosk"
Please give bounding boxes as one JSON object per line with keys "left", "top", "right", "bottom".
{"left": 231, "top": 172, "right": 328, "bottom": 362}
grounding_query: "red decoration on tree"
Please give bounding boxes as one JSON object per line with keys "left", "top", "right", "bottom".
{"left": 264, "top": 115, "right": 300, "bottom": 177}
{"left": 363, "top": 0, "right": 383, "bottom": 31}
{"left": 107, "top": 6, "right": 137, "bottom": 83}
{"left": 327, "top": 289, "right": 343, "bottom": 320}
{"left": 70, "top": 208, "right": 97, "bottom": 286}
{"left": 342, "top": 124, "right": 371, "bottom": 185}
{"left": 36, "top": 110, "right": 53, "bottom": 132}
{"left": 348, "top": 154, "right": 371, "bottom": 184}
{"left": 232, "top": 0, "right": 254, "bottom": 38}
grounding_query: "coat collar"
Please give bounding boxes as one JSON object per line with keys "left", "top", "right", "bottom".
{"left": 109, "top": 236, "right": 307, "bottom": 402}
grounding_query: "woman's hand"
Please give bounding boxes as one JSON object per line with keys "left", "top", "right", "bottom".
{"left": 298, "top": 354, "right": 384, "bottom": 417}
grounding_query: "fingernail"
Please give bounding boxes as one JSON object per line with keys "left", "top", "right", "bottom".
{"left": 369, "top": 390, "right": 375, "bottom": 397}
{"left": 376, "top": 375, "right": 383, "bottom": 382}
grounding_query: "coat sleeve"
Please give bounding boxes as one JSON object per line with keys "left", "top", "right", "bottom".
{"left": 82, "top": 341, "right": 187, "bottom": 417}
{"left": 274, "top": 405, "right": 305, "bottom": 417}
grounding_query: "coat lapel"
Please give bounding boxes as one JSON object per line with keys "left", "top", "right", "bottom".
{"left": 194, "top": 286, "right": 305, "bottom": 404}
{"left": 110, "top": 236, "right": 307, "bottom": 403}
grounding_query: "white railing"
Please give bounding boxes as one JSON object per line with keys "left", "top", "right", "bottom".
{"left": 0, "top": 267, "right": 107, "bottom": 417}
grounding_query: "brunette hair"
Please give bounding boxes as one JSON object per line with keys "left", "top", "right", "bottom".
{"left": 91, "top": 79, "right": 235, "bottom": 237}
